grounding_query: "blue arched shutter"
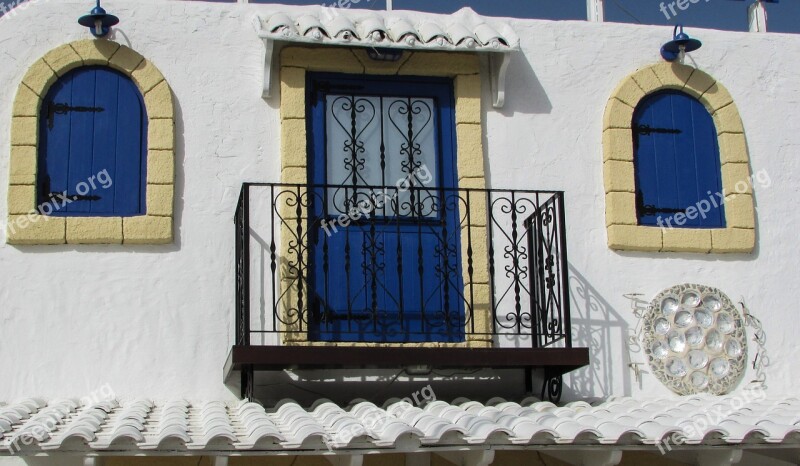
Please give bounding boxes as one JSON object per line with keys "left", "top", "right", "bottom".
{"left": 38, "top": 66, "right": 147, "bottom": 216}
{"left": 633, "top": 91, "right": 725, "bottom": 228}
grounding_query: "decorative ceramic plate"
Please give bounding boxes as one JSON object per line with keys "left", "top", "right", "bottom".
{"left": 643, "top": 284, "right": 747, "bottom": 395}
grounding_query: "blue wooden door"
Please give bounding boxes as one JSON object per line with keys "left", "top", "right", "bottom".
{"left": 633, "top": 91, "right": 725, "bottom": 228}
{"left": 38, "top": 66, "right": 147, "bottom": 216}
{"left": 307, "top": 74, "right": 464, "bottom": 343}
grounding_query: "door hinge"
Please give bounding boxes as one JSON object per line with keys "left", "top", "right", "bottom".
{"left": 633, "top": 124, "right": 681, "bottom": 136}
{"left": 48, "top": 192, "right": 101, "bottom": 202}
{"left": 47, "top": 103, "right": 105, "bottom": 129}
{"left": 639, "top": 204, "right": 684, "bottom": 215}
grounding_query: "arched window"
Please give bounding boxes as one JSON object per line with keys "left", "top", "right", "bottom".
{"left": 37, "top": 66, "right": 147, "bottom": 216}
{"left": 632, "top": 90, "right": 724, "bottom": 229}
{"left": 602, "top": 63, "right": 755, "bottom": 253}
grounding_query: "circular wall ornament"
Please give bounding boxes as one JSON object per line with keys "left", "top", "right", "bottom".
{"left": 642, "top": 284, "right": 747, "bottom": 395}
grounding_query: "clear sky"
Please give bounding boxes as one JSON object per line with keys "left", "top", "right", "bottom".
{"left": 1, "top": 0, "right": 798, "bottom": 34}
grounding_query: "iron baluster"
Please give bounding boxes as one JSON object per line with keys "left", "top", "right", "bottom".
{"left": 510, "top": 191, "right": 523, "bottom": 334}
{"left": 379, "top": 97, "right": 387, "bottom": 212}
{"left": 344, "top": 189, "right": 353, "bottom": 333}
{"left": 395, "top": 188, "right": 406, "bottom": 326}
{"left": 487, "top": 190, "right": 498, "bottom": 336}
{"left": 557, "top": 193, "right": 572, "bottom": 347}
{"left": 295, "top": 186, "right": 305, "bottom": 333}
{"left": 466, "top": 190, "right": 476, "bottom": 335}
{"left": 270, "top": 185, "right": 277, "bottom": 335}
{"left": 440, "top": 192, "right": 451, "bottom": 335}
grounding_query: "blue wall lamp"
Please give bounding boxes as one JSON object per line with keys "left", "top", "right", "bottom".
{"left": 660, "top": 25, "right": 702, "bottom": 62}
{"left": 78, "top": 0, "right": 119, "bottom": 38}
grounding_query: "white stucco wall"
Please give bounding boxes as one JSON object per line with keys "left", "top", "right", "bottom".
{"left": 0, "top": 0, "right": 798, "bottom": 402}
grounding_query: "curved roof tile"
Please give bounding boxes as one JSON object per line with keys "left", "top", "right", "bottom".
{"left": 0, "top": 393, "right": 797, "bottom": 454}
{"left": 255, "top": 7, "right": 519, "bottom": 52}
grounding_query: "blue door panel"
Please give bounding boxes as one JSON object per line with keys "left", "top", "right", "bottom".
{"left": 310, "top": 225, "right": 464, "bottom": 342}
{"left": 38, "top": 66, "right": 146, "bottom": 216}
{"left": 307, "top": 73, "right": 464, "bottom": 343}
{"left": 91, "top": 69, "right": 120, "bottom": 214}
{"left": 633, "top": 91, "right": 725, "bottom": 228}
{"left": 66, "top": 69, "right": 97, "bottom": 214}
{"left": 40, "top": 79, "right": 72, "bottom": 206}
{"left": 113, "top": 73, "right": 147, "bottom": 215}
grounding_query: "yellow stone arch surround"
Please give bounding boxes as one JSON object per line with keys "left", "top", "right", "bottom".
{"left": 603, "top": 63, "right": 756, "bottom": 254}
{"left": 7, "top": 40, "right": 175, "bottom": 245}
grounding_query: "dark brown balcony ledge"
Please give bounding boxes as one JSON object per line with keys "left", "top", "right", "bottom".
{"left": 224, "top": 345, "right": 589, "bottom": 381}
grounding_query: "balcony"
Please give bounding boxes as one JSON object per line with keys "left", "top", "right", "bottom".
{"left": 225, "top": 183, "right": 589, "bottom": 402}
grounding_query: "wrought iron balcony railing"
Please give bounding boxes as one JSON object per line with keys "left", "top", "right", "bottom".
{"left": 234, "top": 183, "right": 573, "bottom": 349}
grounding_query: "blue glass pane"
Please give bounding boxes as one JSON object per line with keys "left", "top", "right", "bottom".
{"left": 250, "top": 0, "right": 387, "bottom": 9}
{"left": 0, "top": 0, "right": 22, "bottom": 18}
{"left": 393, "top": 0, "right": 586, "bottom": 20}
{"left": 763, "top": 1, "right": 800, "bottom": 34}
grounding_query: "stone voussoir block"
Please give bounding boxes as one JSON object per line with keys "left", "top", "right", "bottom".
{"left": 9, "top": 146, "right": 38, "bottom": 181}
{"left": 7, "top": 215, "right": 66, "bottom": 245}
{"left": 607, "top": 224, "right": 662, "bottom": 251}
{"left": 650, "top": 62, "right": 694, "bottom": 89}
{"left": 713, "top": 103, "right": 745, "bottom": 134}
{"left": 610, "top": 78, "right": 645, "bottom": 107}
{"left": 12, "top": 84, "right": 40, "bottom": 117}
{"left": 147, "top": 150, "right": 175, "bottom": 184}
{"left": 398, "top": 52, "right": 479, "bottom": 76}
{"left": 109, "top": 46, "right": 145, "bottom": 74}
{"left": 605, "top": 192, "right": 637, "bottom": 226}
{"left": 148, "top": 118, "right": 174, "bottom": 151}
{"left": 722, "top": 163, "right": 753, "bottom": 195}
{"left": 11, "top": 117, "right": 38, "bottom": 146}
{"left": 456, "top": 123, "right": 484, "bottom": 178}
{"left": 131, "top": 58, "right": 165, "bottom": 94}
{"left": 718, "top": 133, "right": 750, "bottom": 165}
{"left": 699, "top": 82, "right": 734, "bottom": 112}
{"left": 724, "top": 193, "right": 755, "bottom": 229}
{"left": 455, "top": 74, "right": 481, "bottom": 124}
{"left": 281, "top": 47, "right": 364, "bottom": 73}
{"left": 146, "top": 184, "right": 174, "bottom": 217}
{"left": 711, "top": 228, "right": 755, "bottom": 253}
{"left": 144, "top": 80, "right": 174, "bottom": 119}
{"left": 8, "top": 185, "right": 36, "bottom": 215}
{"left": 281, "top": 119, "right": 308, "bottom": 169}
{"left": 42, "top": 44, "right": 83, "bottom": 76}
{"left": 69, "top": 39, "right": 120, "bottom": 66}
{"left": 123, "top": 216, "right": 173, "bottom": 244}
{"left": 603, "top": 160, "right": 635, "bottom": 193}
{"left": 21, "top": 59, "right": 58, "bottom": 97}
{"left": 280, "top": 67, "right": 307, "bottom": 120}
{"left": 603, "top": 98, "right": 633, "bottom": 130}
{"left": 661, "top": 228, "right": 712, "bottom": 253}
{"left": 66, "top": 217, "right": 123, "bottom": 244}
{"left": 629, "top": 68, "right": 662, "bottom": 94}
{"left": 603, "top": 128, "right": 634, "bottom": 162}
{"left": 685, "top": 69, "right": 716, "bottom": 97}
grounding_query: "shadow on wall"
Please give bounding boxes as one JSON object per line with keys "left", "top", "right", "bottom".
{"left": 493, "top": 52, "right": 552, "bottom": 116}
{"left": 563, "top": 264, "right": 633, "bottom": 400}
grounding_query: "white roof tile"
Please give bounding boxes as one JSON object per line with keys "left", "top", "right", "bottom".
{"left": 255, "top": 7, "right": 520, "bottom": 52}
{"left": 1, "top": 394, "right": 799, "bottom": 454}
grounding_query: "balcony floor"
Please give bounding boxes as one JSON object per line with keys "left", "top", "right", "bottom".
{"left": 225, "top": 345, "right": 589, "bottom": 382}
